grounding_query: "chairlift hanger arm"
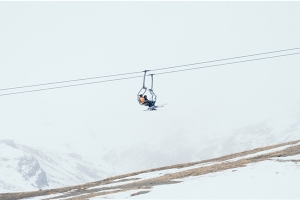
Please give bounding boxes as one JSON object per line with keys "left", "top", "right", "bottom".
{"left": 142, "top": 70, "right": 149, "bottom": 88}
{"left": 149, "top": 74, "right": 154, "bottom": 90}
{"left": 137, "top": 70, "right": 150, "bottom": 103}
{"left": 137, "top": 70, "right": 149, "bottom": 95}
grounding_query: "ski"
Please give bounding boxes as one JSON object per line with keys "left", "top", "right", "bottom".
{"left": 144, "top": 103, "right": 167, "bottom": 111}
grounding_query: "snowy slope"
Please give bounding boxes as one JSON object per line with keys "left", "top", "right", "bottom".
{"left": 4, "top": 140, "right": 298, "bottom": 199}
{"left": 0, "top": 140, "right": 113, "bottom": 193}
{"left": 92, "top": 142, "right": 300, "bottom": 199}
{"left": 108, "top": 157, "right": 300, "bottom": 199}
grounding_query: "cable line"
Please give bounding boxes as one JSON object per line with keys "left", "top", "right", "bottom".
{"left": 0, "top": 75, "right": 143, "bottom": 97}
{"left": 153, "top": 52, "right": 300, "bottom": 76}
{"left": 149, "top": 47, "right": 300, "bottom": 72}
{"left": 0, "top": 48, "right": 299, "bottom": 97}
{"left": 0, "top": 71, "right": 142, "bottom": 91}
{"left": 1, "top": 47, "right": 299, "bottom": 92}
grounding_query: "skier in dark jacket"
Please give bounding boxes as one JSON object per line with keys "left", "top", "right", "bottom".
{"left": 139, "top": 94, "right": 154, "bottom": 107}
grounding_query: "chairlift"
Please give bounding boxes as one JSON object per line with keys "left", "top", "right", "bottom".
{"left": 137, "top": 70, "right": 157, "bottom": 107}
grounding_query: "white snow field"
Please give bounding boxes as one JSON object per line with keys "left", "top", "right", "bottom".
{"left": 93, "top": 146, "right": 300, "bottom": 199}
{"left": 129, "top": 159, "right": 300, "bottom": 199}
{"left": 5, "top": 140, "right": 297, "bottom": 200}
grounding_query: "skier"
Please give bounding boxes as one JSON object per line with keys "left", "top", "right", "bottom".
{"left": 139, "top": 94, "right": 155, "bottom": 107}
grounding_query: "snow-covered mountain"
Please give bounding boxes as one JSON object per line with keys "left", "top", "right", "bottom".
{"left": 0, "top": 140, "right": 113, "bottom": 193}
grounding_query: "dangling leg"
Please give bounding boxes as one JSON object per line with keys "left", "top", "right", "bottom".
{"left": 148, "top": 101, "right": 154, "bottom": 107}
{"left": 144, "top": 100, "right": 153, "bottom": 107}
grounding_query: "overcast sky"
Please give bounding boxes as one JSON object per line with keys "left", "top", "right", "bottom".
{"left": 0, "top": 1, "right": 300, "bottom": 157}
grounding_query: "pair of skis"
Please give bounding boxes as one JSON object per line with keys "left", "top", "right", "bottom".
{"left": 144, "top": 103, "right": 167, "bottom": 111}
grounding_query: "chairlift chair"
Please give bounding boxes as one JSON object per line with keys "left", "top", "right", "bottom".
{"left": 137, "top": 70, "right": 157, "bottom": 106}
